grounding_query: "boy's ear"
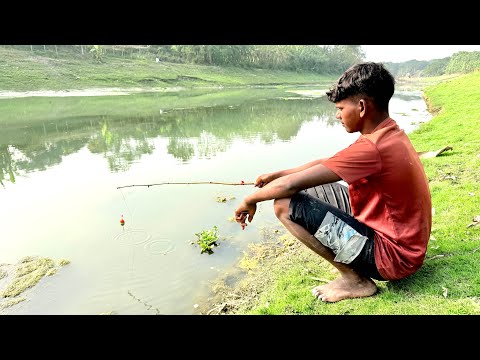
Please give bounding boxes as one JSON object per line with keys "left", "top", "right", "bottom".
{"left": 359, "top": 98, "right": 367, "bottom": 117}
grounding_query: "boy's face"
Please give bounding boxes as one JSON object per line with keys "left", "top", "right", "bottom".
{"left": 334, "top": 97, "right": 363, "bottom": 133}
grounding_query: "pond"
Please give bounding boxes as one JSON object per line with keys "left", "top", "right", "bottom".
{"left": 0, "top": 85, "right": 432, "bottom": 314}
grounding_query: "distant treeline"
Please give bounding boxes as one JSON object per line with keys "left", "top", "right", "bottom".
{"left": 154, "top": 45, "right": 364, "bottom": 74}
{"left": 385, "top": 51, "right": 480, "bottom": 77}
{"left": 4, "top": 45, "right": 364, "bottom": 75}
{"left": 5, "top": 45, "right": 479, "bottom": 78}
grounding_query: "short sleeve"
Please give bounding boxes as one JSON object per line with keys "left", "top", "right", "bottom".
{"left": 322, "top": 137, "right": 381, "bottom": 184}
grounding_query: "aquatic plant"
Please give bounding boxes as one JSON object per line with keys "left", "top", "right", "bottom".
{"left": 194, "top": 226, "right": 219, "bottom": 254}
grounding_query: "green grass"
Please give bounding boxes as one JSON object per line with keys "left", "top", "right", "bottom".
{"left": 0, "top": 47, "right": 334, "bottom": 92}
{"left": 214, "top": 71, "right": 480, "bottom": 315}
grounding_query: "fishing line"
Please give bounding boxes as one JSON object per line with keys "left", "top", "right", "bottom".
{"left": 117, "top": 187, "right": 176, "bottom": 273}
{"left": 117, "top": 188, "right": 145, "bottom": 276}
{"left": 119, "top": 188, "right": 136, "bottom": 229}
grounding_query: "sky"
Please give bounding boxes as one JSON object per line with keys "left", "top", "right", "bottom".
{"left": 361, "top": 45, "right": 480, "bottom": 63}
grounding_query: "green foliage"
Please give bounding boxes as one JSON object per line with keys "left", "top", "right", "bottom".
{"left": 422, "top": 58, "right": 450, "bottom": 76}
{"left": 158, "top": 45, "right": 361, "bottom": 73}
{"left": 445, "top": 51, "right": 480, "bottom": 74}
{"left": 385, "top": 51, "right": 480, "bottom": 78}
{"left": 384, "top": 60, "right": 430, "bottom": 77}
{"left": 194, "top": 226, "right": 219, "bottom": 254}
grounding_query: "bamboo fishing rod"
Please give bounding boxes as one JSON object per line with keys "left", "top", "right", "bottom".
{"left": 117, "top": 180, "right": 255, "bottom": 189}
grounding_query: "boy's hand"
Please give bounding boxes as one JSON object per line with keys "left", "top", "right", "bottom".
{"left": 255, "top": 173, "right": 273, "bottom": 188}
{"left": 237, "top": 211, "right": 248, "bottom": 230}
{"left": 234, "top": 202, "right": 257, "bottom": 230}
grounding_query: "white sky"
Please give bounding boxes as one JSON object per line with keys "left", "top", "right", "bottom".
{"left": 361, "top": 45, "right": 480, "bottom": 63}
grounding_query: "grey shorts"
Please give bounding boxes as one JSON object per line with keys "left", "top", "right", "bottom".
{"left": 289, "top": 183, "right": 384, "bottom": 281}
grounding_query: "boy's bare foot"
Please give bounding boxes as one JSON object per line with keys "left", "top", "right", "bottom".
{"left": 311, "top": 277, "right": 377, "bottom": 302}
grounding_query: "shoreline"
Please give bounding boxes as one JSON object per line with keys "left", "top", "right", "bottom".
{"left": 0, "top": 78, "right": 432, "bottom": 100}
{"left": 0, "top": 87, "right": 188, "bottom": 99}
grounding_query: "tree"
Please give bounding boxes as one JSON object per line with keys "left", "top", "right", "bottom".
{"left": 89, "top": 45, "right": 104, "bottom": 62}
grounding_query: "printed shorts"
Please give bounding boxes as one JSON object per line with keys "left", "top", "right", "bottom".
{"left": 289, "top": 183, "right": 385, "bottom": 281}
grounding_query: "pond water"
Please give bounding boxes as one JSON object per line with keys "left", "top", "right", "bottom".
{"left": 0, "top": 85, "right": 432, "bottom": 314}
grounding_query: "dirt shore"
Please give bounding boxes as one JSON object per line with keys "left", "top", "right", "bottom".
{"left": 0, "top": 87, "right": 185, "bottom": 99}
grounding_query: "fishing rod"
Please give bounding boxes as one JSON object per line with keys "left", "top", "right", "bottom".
{"left": 116, "top": 180, "right": 255, "bottom": 190}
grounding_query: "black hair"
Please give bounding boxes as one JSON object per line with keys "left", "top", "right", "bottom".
{"left": 326, "top": 62, "right": 395, "bottom": 110}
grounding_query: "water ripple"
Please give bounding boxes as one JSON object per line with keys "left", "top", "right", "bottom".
{"left": 114, "top": 229, "right": 151, "bottom": 246}
{"left": 143, "top": 238, "right": 176, "bottom": 256}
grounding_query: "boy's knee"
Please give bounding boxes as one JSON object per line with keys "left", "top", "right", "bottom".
{"left": 273, "top": 198, "right": 290, "bottom": 220}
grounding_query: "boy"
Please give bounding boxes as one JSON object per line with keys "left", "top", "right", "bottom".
{"left": 234, "top": 62, "right": 432, "bottom": 302}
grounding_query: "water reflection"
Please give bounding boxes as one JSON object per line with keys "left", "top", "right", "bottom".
{"left": 0, "top": 89, "right": 336, "bottom": 183}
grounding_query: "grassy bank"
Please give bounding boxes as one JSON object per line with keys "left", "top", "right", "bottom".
{"left": 0, "top": 47, "right": 333, "bottom": 92}
{"left": 199, "top": 71, "right": 480, "bottom": 315}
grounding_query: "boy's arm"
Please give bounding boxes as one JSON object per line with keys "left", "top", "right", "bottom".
{"left": 236, "top": 164, "right": 341, "bottom": 228}
{"left": 280, "top": 158, "right": 329, "bottom": 175}
{"left": 255, "top": 158, "right": 329, "bottom": 187}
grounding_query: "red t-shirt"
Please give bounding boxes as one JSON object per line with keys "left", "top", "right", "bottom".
{"left": 322, "top": 117, "right": 432, "bottom": 280}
